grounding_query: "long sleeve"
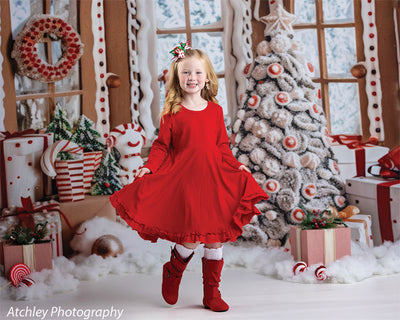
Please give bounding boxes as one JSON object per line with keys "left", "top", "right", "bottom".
{"left": 216, "top": 106, "right": 242, "bottom": 169}
{"left": 144, "top": 114, "right": 173, "bottom": 173}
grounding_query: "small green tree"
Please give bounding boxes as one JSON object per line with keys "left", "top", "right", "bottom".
{"left": 90, "top": 150, "right": 122, "bottom": 195}
{"left": 70, "top": 114, "right": 105, "bottom": 152}
{"left": 46, "top": 104, "right": 73, "bottom": 160}
{"left": 46, "top": 103, "right": 72, "bottom": 141}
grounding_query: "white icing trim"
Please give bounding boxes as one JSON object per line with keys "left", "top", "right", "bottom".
{"left": 135, "top": 0, "right": 156, "bottom": 142}
{"left": 229, "top": 0, "right": 253, "bottom": 110}
{"left": 269, "top": 0, "right": 283, "bottom": 13}
{"left": 91, "top": 0, "right": 110, "bottom": 141}
{"left": 0, "top": 7, "right": 4, "bottom": 131}
{"left": 126, "top": 0, "right": 140, "bottom": 126}
{"left": 221, "top": 1, "right": 236, "bottom": 117}
{"left": 361, "top": 0, "right": 384, "bottom": 141}
{"left": 394, "top": 8, "right": 400, "bottom": 89}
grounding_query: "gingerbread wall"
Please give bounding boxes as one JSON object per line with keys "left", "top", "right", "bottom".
{"left": 1, "top": 0, "right": 399, "bottom": 148}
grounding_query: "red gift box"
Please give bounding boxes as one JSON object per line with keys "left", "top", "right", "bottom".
{"left": 290, "top": 226, "right": 351, "bottom": 266}
{"left": 0, "top": 242, "right": 53, "bottom": 276}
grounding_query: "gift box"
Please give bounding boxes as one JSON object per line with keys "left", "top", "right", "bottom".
{"left": 290, "top": 226, "right": 351, "bottom": 266}
{"left": 0, "top": 131, "right": 54, "bottom": 209}
{"left": 59, "top": 195, "right": 116, "bottom": 256}
{"left": 331, "top": 145, "right": 389, "bottom": 180}
{"left": 1, "top": 198, "right": 63, "bottom": 258}
{"left": 0, "top": 242, "right": 53, "bottom": 276}
{"left": 346, "top": 176, "right": 400, "bottom": 246}
{"left": 345, "top": 214, "right": 374, "bottom": 247}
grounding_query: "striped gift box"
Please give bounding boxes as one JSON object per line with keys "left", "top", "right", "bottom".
{"left": 83, "top": 151, "right": 103, "bottom": 193}
{"left": 55, "top": 159, "right": 84, "bottom": 202}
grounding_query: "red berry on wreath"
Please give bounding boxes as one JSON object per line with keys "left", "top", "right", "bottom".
{"left": 104, "top": 182, "right": 110, "bottom": 188}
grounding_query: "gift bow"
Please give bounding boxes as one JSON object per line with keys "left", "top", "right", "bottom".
{"left": 1, "top": 196, "right": 85, "bottom": 235}
{"left": 328, "top": 134, "right": 378, "bottom": 149}
{"left": 170, "top": 40, "right": 192, "bottom": 61}
{"left": 367, "top": 145, "right": 400, "bottom": 179}
{"left": 0, "top": 129, "right": 36, "bottom": 141}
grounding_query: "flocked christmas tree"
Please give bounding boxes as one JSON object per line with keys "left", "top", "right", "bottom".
{"left": 70, "top": 114, "right": 105, "bottom": 152}
{"left": 90, "top": 150, "right": 122, "bottom": 195}
{"left": 231, "top": 4, "right": 348, "bottom": 247}
{"left": 46, "top": 103, "right": 72, "bottom": 141}
{"left": 46, "top": 103, "right": 73, "bottom": 160}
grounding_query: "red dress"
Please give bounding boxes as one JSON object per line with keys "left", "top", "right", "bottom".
{"left": 110, "top": 102, "right": 268, "bottom": 244}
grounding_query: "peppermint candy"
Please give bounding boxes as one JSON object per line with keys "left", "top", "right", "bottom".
{"left": 291, "top": 207, "right": 305, "bottom": 223}
{"left": 265, "top": 179, "right": 280, "bottom": 193}
{"left": 248, "top": 95, "right": 261, "bottom": 109}
{"left": 275, "top": 91, "right": 291, "bottom": 106}
{"left": 302, "top": 183, "right": 317, "bottom": 200}
{"left": 267, "top": 63, "right": 284, "bottom": 78}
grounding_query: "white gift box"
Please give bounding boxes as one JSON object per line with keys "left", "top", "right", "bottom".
{"left": 346, "top": 176, "right": 400, "bottom": 246}
{"left": 331, "top": 145, "right": 389, "bottom": 180}
{"left": 345, "top": 214, "right": 374, "bottom": 247}
{"left": 0, "top": 133, "right": 53, "bottom": 209}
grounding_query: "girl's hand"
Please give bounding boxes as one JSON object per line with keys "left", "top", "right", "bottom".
{"left": 135, "top": 167, "right": 151, "bottom": 178}
{"left": 239, "top": 165, "right": 251, "bottom": 173}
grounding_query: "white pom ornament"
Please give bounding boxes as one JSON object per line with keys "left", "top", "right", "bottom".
{"left": 291, "top": 207, "right": 305, "bottom": 223}
{"left": 293, "top": 261, "right": 308, "bottom": 275}
{"left": 334, "top": 195, "right": 346, "bottom": 208}
{"left": 248, "top": 95, "right": 261, "bottom": 109}
{"left": 275, "top": 91, "right": 291, "bottom": 106}
{"left": 267, "top": 63, "right": 284, "bottom": 78}
{"left": 265, "top": 179, "right": 280, "bottom": 193}
{"left": 328, "top": 159, "right": 340, "bottom": 175}
{"left": 315, "top": 265, "right": 327, "bottom": 281}
{"left": 265, "top": 210, "right": 278, "bottom": 220}
{"left": 302, "top": 183, "right": 317, "bottom": 200}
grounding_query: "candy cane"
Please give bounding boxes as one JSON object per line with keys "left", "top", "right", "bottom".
{"left": 40, "top": 140, "right": 83, "bottom": 177}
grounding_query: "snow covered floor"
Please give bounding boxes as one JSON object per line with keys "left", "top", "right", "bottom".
{"left": 1, "top": 268, "right": 399, "bottom": 320}
{"left": 1, "top": 217, "right": 400, "bottom": 319}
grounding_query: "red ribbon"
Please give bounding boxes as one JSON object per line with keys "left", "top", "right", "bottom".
{"left": 376, "top": 180, "right": 400, "bottom": 242}
{"left": 0, "top": 130, "right": 48, "bottom": 208}
{"left": 329, "top": 135, "right": 378, "bottom": 177}
{"left": 1, "top": 196, "right": 83, "bottom": 235}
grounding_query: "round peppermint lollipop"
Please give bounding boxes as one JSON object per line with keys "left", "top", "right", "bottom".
{"left": 0, "top": 263, "right": 32, "bottom": 291}
{"left": 9, "top": 263, "right": 31, "bottom": 286}
{"left": 293, "top": 261, "right": 308, "bottom": 275}
{"left": 315, "top": 265, "right": 328, "bottom": 281}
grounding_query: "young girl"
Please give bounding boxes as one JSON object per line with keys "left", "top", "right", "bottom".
{"left": 110, "top": 42, "right": 268, "bottom": 312}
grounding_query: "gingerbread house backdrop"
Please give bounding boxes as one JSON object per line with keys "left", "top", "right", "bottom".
{"left": 0, "top": 0, "right": 399, "bottom": 252}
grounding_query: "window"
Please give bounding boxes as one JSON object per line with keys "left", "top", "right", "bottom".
{"left": 293, "top": 0, "right": 362, "bottom": 135}
{"left": 154, "top": 0, "right": 228, "bottom": 114}
{"left": 10, "top": 0, "right": 81, "bottom": 131}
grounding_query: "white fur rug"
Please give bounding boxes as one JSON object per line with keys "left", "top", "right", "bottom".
{"left": 1, "top": 217, "right": 399, "bottom": 300}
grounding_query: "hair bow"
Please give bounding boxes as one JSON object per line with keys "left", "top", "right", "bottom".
{"left": 170, "top": 40, "right": 192, "bottom": 61}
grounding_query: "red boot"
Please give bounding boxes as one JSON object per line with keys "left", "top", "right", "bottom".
{"left": 162, "top": 247, "right": 194, "bottom": 305}
{"left": 202, "top": 258, "right": 229, "bottom": 312}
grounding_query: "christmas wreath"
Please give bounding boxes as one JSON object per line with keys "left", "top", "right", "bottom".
{"left": 11, "top": 14, "right": 83, "bottom": 83}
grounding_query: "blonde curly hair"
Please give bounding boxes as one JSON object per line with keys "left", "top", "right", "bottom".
{"left": 161, "top": 49, "right": 218, "bottom": 117}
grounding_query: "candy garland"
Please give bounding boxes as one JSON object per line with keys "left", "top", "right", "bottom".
{"left": 126, "top": 0, "right": 141, "bottom": 128}
{"left": 11, "top": 15, "right": 83, "bottom": 83}
{"left": 361, "top": 0, "right": 384, "bottom": 141}
{"left": 0, "top": 5, "right": 5, "bottom": 131}
{"left": 91, "top": 0, "right": 110, "bottom": 141}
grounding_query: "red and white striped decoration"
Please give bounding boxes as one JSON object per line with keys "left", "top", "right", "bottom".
{"left": 83, "top": 151, "right": 103, "bottom": 193}
{"left": 55, "top": 159, "right": 84, "bottom": 202}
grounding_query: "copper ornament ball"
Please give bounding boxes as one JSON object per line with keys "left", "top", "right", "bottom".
{"left": 91, "top": 234, "right": 124, "bottom": 258}
{"left": 350, "top": 63, "right": 367, "bottom": 78}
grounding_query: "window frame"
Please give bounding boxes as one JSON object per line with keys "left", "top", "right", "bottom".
{"left": 155, "top": 0, "right": 226, "bottom": 109}
{"left": 290, "top": 0, "right": 367, "bottom": 136}
{"left": 1, "top": 0, "right": 97, "bottom": 133}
